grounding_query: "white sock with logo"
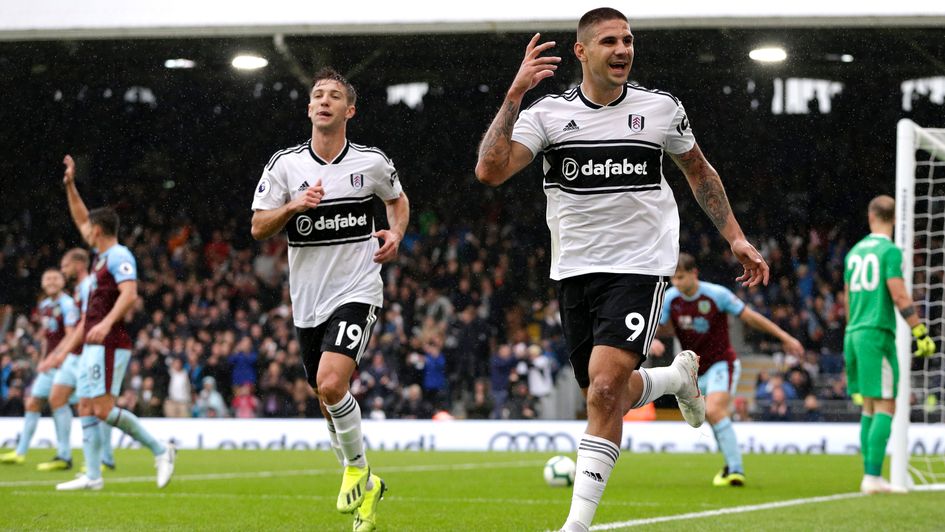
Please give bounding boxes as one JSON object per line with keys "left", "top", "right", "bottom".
{"left": 325, "top": 392, "right": 368, "bottom": 469}
{"left": 564, "top": 434, "right": 619, "bottom": 529}
{"left": 630, "top": 366, "right": 682, "bottom": 409}
{"left": 326, "top": 418, "right": 346, "bottom": 466}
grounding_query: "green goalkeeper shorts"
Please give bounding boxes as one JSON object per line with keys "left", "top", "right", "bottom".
{"left": 844, "top": 328, "right": 898, "bottom": 399}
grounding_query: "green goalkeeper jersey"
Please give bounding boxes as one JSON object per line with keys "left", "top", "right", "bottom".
{"left": 844, "top": 233, "right": 903, "bottom": 335}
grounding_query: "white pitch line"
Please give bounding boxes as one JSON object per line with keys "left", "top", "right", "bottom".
{"left": 12, "top": 489, "right": 672, "bottom": 508}
{"left": 589, "top": 492, "right": 866, "bottom": 530}
{"left": 0, "top": 459, "right": 545, "bottom": 488}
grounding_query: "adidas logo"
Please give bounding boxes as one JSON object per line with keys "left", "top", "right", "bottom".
{"left": 298, "top": 181, "right": 310, "bottom": 191}
{"left": 582, "top": 470, "right": 604, "bottom": 482}
{"left": 563, "top": 120, "right": 580, "bottom": 132}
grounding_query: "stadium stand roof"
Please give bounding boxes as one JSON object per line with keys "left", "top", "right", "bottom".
{"left": 2, "top": 0, "right": 945, "bottom": 40}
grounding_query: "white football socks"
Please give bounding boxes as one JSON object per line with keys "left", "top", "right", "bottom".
{"left": 564, "top": 434, "right": 619, "bottom": 529}
{"left": 631, "top": 366, "right": 683, "bottom": 409}
{"left": 325, "top": 418, "right": 346, "bottom": 466}
{"left": 325, "top": 392, "right": 368, "bottom": 469}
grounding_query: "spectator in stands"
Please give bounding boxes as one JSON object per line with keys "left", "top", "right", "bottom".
{"left": 259, "top": 361, "right": 292, "bottom": 417}
{"left": 448, "top": 305, "right": 491, "bottom": 395}
{"left": 231, "top": 383, "right": 259, "bottom": 418}
{"left": 136, "top": 376, "right": 163, "bottom": 417}
{"left": 505, "top": 381, "right": 537, "bottom": 420}
{"left": 523, "top": 345, "right": 554, "bottom": 419}
{"left": 366, "top": 396, "right": 388, "bottom": 421}
{"left": 194, "top": 376, "right": 228, "bottom": 418}
{"left": 0, "top": 384, "right": 24, "bottom": 417}
{"left": 464, "top": 378, "right": 493, "bottom": 420}
{"left": 229, "top": 336, "right": 258, "bottom": 392}
{"left": 822, "top": 376, "right": 849, "bottom": 401}
{"left": 802, "top": 394, "right": 824, "bottom": 422}
{"left": 785, "top": 362, "right": 813, "bottom": 399}
{"left": 361, "top": 353, "right": 398, "bottom": 407}
{"left": 421, "top": 336, "right": 448, "bottom": 409}
{"left": 395, "top": 384, "right": 433, "bottom": 419}
{"left": 0, "top": 354, "right": 13, "bottom": 400}
{"left": 732, "top": 396, "right": 751, "bottom": 422}
{"left": 489, "top": 344, "right": 516, "bottom": 419}
{"left": 163, "top": 357, "right": 193, "bottom": 417}
{"left": 762, "top": 386, "right": 791, "bottom": 422}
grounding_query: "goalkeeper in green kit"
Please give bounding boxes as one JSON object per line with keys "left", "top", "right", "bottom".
{"left": 844, "top": 195, "right": 936, "bottom": 494}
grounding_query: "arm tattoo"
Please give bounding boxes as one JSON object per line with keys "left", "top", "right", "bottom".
{"left": 899, "top": 305, "right": 916, "bottom": 319}
{"left": 676, "top": 148, "right": 731, "bottom": 232}
{"left": 478, "top": 99, "right": 520, "bottom": 163}
{"left": 695, "top": 174, "right": 731, "bottom": 232}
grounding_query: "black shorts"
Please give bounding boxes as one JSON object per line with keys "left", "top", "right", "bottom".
{"left": 296, "top": 302, "right": 378, "bottom": 388}
{"left": 558, "top": 272, "right": 669, "bottom": 389}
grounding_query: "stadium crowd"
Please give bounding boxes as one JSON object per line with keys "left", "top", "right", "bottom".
{"left": 0, "top": 200, "right": 875, "bottom": 422}
{"left": 1, "top": 46, "right": 942, "bottom": 422}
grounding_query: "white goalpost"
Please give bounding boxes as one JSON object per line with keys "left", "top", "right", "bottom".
{"left": 890, "top": 118, "right": 945, "bottom": 491}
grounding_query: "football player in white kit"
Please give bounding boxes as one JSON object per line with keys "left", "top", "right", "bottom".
{"left": 475, "top": 8, "right": 770, "bottom": 531}
{"left": 251, "top": 67, "right": 409, "bottom": 532}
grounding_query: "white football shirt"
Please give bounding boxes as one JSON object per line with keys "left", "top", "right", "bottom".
{"left": 251, "top": 139, "right": 403, "bottom": 327}
{"left": 512, "top": 83, "right": 696, "bottom": 280}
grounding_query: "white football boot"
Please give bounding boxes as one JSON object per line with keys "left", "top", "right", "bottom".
{"left": 155, "top": 442, "right": 176, "bottom": 488}
{"left": 672, "top": 350, "right": 705, "bottom": 428}
{"left": 56, "top": 474, "right": 104, "bottom": 491}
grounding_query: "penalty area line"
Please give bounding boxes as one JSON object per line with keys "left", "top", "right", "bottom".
{"left": 589, "top": 492, "right": 866, "bottom": 530}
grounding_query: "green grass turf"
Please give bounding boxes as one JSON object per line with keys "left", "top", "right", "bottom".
{"left": 0, "top": 448, "right": 941, "bottom": 531}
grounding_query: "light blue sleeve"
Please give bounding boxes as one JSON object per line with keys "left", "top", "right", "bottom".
{"left": 659, "top": 288, "right": 679, "bottom": 325}
{"left": 106, "top": 246, "right": 137, "bottom": 284}
{"left": 702, "top": 282, "right": 745, "bottom": 316}
{"left": 59, "top": 295, "right": 80, "bottom": 327}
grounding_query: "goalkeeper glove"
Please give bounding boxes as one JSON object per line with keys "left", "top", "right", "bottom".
{"left": 912, "top": 323, "right": 936, "bottom": 357}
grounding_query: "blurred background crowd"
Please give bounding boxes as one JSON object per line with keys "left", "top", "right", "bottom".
{"left": 1, "top": 29, "right": 942, "bottom": 423}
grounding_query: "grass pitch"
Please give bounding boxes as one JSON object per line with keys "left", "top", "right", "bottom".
{"left": 0, "top": 448, "right": 941, "bottom": 531}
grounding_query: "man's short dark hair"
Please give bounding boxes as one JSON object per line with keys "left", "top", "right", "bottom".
{"left": 677, "top": 252, "right": 697, "bottom": 272}
{"left": 312, "top": 67, "right": 357, "bottom": 105}
{"left": 88, "top": 207, "right": 119, "bottom": 237}
{"left": 578, "top": 7, "right": 629, "bottom": 41}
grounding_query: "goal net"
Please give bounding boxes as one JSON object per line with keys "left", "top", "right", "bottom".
{"left": 890, "top": 119, "right": 945, "bottom": 491}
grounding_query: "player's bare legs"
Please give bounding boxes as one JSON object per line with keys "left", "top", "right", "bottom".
{"left": 317, "top": 352, "right": 374, "bottom": 513}
{"left": 705, "top": 390, "right": 744, "bottom": 485}
{"left": 564, "top": 347, "right": 637, "bottom": 531}
{"left": 565, "top": 348, "right": 702, "bottom": 531}
{"left": 42, "top": 384, "right": 75, "bottom": 470}
{"left": 1, "top": 397, "right": 45, "bottom": 464}
{"left": 83, "top": 393, "right": 172, "bottom": 487}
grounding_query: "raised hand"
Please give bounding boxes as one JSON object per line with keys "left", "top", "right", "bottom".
{"left": 63, "top": 154, "right": 76, "bottom": 185}
{"left": 508, "top": 33, "right": 561, "bottom": 99}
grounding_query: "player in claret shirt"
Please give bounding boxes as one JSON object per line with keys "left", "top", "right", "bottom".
{"left": 0, "top": 268, "right": 78, "bottom": 469}
{"left": 55, "top": 155, "right": 174, "bottom": 491}
{"left": 655, "top": 253, "right": 804, "bottom": 487}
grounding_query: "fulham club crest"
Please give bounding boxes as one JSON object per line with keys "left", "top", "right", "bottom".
{"left": 350, "top": 173, "right": 364, "bottom": 190}
{"left": 629, "top": 114, "right": 645, "bottom": 133}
